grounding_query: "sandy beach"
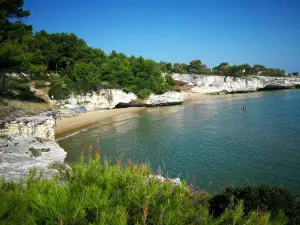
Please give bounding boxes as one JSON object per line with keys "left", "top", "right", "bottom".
{"left": 55, "top": 92, "right": 253, "bottom": 139}
{"left": 55, "top": 93, "right": 216, "bottom": 139}
{"left": 55, "top": 107, "right": 146, "bottom": 139}
{"left": 182, "top": 92, "right": 218, "bottom": 104}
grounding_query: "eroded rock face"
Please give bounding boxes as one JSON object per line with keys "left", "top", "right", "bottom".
{"left": 146, "top": 91, "right": 184, "bottom": 106}
{"left": 57, "top": 89, "right": 184, "bottom": 111}
{"left": 0, "top": 136, "right": 66, "bottom": 181}
{"left": 0, "top": 112, "right": 67, "bottom": 180}
{"left": 58, "top": 89, "right": 137, "bottom": 112}
{"left": 171, "top": 74, "right": 300, "bottom": 94}
{"left": 0, "top": 112, "right": 56, "bottom": 141}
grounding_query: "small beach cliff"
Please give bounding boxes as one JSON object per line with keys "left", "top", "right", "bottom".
{"left": 171, "top": 74, "right": 300, "bottom": 94}
{"left": 55, "top": 90, "right": 183, "bottom": 112}
{"left": 0, "top": 112, "right": 66, "bottom": 180}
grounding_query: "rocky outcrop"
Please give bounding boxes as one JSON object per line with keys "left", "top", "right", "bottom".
{"left": 0, "top": 112, "right": 56, "bottom": 141}
{"left": 0, "top": 112, "right": 67, "bottom": 180}
{"left": 58, "top": 89, "right": 137, "bottom": 111}
{"left": 115, "top": 91, "right": 183, "bottom": 108}
{"left": 146, "top": 91, "right": 183, "bottom": 105}
{"left": 57, "top": 89, "right": 183, "bottom": 111}
{"left": 148, "top": 175, "right": 182, "bottom": 186}
{"left": 0, "top": 136, "right": 66, "bottom": 180}
{"left": 171, "top": 73, "right": 300, "bottom": 94}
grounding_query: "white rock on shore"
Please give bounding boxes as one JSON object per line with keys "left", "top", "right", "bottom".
{"left": 57, "top": 89, "right": 184, "bottom": 112}
{"left": 0, "top": 112, "right": 56, "bottom": 141}
{"left": 171, "top": 73, "right": 300, "bottom": 94}
{"left": 0, "top": 112, "right": 67, "bottom": 181}
{"left": 148, "top": 175, "right": 182, "bottom": 186}
{"left": 58, "top": 89, "right": 137, "bottom": 111}
{"left": 0, "top": 136, "right": 66, "bottom": 181}
{"left": 146, "top": 91, "right": 183, "bottom": 105}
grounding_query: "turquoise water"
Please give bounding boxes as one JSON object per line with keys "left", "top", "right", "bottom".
{"left": 58, "top": 90, "right": 300, "bottom": 193}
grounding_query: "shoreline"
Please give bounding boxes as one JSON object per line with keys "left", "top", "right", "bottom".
{"left": 54, "top": 93, "right": 207, "bottom": 140}
{"left": 55, "top": 107, "right": 146, "bottom": 139}
{"left": 54, "top": 93, "right": 246, "bottom": 139}
{"left": 55, "top": 89, "right": 299, "bottom": 140}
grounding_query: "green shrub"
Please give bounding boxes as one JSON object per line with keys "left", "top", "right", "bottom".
{"left": 1, "top": 78, "right": 41, "bottom": 101}
{"left": 137, "top": 88, "right": 152, "bottom": 99}
{"left": 0, "top": 155, "right": 288, "bottom": 225}
{"left": 165, "top": 74, "right": 176, "bottom": 86}
{"left": 209, "top": 185, "right": 299, "bottom": 225}
{"left": 27, "top": 64, "right": 46, "bottom": 75}
{"left": 49, "top": 82, "right": 71, "bottom": 100}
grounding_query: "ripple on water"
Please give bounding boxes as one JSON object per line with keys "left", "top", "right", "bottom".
{"left": 58, "top": 90, "right": 300, "bottom": 194}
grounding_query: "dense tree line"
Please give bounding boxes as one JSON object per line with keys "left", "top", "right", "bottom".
{"left": 0, "top": 1, "right": 298, "bottom": 100}
{"left": 159, "top": 60, "right": 292, "bottom": 77}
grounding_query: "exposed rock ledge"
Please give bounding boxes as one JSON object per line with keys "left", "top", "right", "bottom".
{"left": 116, "top": 91, "right": 184, "bottom": 108}
{"left": 0, "top": 111, "right": 56, "bottom": 141}
{"left": 0, "top": 112, "right": 66, "bottom": 180}
{"left": 0, "top": 136, "right": 66, "bottom": 181}
{"left": 56, "top": 89, "right": 183, "bottom": 112}
{"left": 171, "top": 73, "right": 300, "bottom": 94}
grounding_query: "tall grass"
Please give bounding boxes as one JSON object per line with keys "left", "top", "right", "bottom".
{"left": 0, "top": 152, "right": 288, "bottom": 224}
{"left": 0, "top": 98, "right": 51, "bottom": 121}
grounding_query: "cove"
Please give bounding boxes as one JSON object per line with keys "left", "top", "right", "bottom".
{"left": 58, "top": 90, "right": 300, "bottom": 194}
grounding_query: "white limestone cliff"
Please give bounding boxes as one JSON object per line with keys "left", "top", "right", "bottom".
{"left": 0, "top": 112, "right": 67, "bottom": 180}
{"left": 57, "top": 89, "right": 184, "bottom": 111}
{"left": 0, "top": 136, "right": 67, "bottom": 180}
{"left": 146, "top": 91, "right": 183, "bottom": 105}
{"left": 0, "top": 112, "right": 56, "bottom": 140}
{"left": 58, "top": 89, "right": 137, "bottom": 111}
{"left": 171, "top": 73, "right": 300, "bottom": 94}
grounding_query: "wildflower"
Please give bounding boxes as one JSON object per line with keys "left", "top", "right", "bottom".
{"left": 221, "top": 184, "right": 228, "bottom": 192}
{"left": 95, "top": 149, "right": 100, "bottom": 159}
{"left": 117, "top": 157, "right": 122, "bottom": 167}
{"left": 258, "top": 207, "right": 262, "bottom": 220}
{"left": 126, "top": 159, "right": 131, "bottom": 168}
{"left": 97, "top": 139, "right": 100, "bottom": 153}
{"left": 89, "top": 144, "right": 93, "bottom": 156}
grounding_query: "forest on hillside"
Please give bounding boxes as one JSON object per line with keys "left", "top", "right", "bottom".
{"left": 0, "top": 1, "right": 298, "bottom": 100}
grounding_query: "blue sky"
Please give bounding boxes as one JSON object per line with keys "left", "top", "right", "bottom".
{"left": 24, "top": 0, "right": 300, "bottom": 72}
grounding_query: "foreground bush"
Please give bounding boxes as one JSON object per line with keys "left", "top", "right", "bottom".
{"left": 210, "top": 185, "right": 300, "bottom": 225}
{"left": 0, "top": 154, "right": 289, "bottom": 225}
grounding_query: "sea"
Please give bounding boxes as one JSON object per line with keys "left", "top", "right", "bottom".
{"left": 58, "top": 89, "right": 300, "bottom": 194}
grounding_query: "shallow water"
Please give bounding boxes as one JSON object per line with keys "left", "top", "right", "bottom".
{"left": 58, "top": 90, "right": 300, "bottom": 194}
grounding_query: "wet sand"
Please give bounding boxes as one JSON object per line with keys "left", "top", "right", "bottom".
{"left": 55, "top": 107, "right": 146, "bottom": 139}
